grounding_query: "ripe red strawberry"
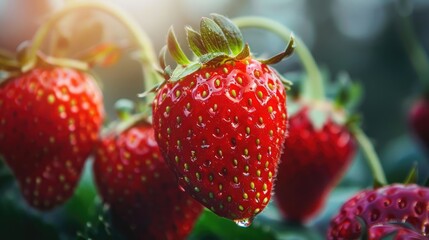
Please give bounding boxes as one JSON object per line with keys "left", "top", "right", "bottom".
{"left": 368, "top": 223, "right": 426, "bottom": 240}
{"left": 275, "top": 101, "right": 356, "bottom": 222}
{"left": 93, "top": 121, "right": 203, "bottom": 240}
{"left": 0, "top": 67, "right": 104, "bottom": 210}
{"left": 328, "top": 184, "right": 429, "bottom": 239}
{"left": 152, "top": 14, "right": 294, "bottom": 225}
{"left": 409, "top": 97, "right": 429, "bottom": 152}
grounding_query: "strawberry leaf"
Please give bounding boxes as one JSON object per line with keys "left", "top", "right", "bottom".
{"left": 235, "top": 43, "right": 251, "bottom": 60}
{"left": 186, "top": 26, "right": 208, "bottom": 57}
{"left": 200, "top": 17, "right": 231, "bottom": 55}
{"left": 260, "top": 35, "right": 295, "bottom": 65}
{"left": 211, "top": 13, "right": 244, "bottom": 55}
{"left": 167, "top": 27, "right": 191, "bottom": 65}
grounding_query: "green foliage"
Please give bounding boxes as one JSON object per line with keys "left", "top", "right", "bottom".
{"left": 0, "top": 192, "right": 60, "bottom": 240}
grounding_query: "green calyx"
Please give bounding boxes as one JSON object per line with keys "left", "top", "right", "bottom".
{"left": 160, "top": 14, "right": 295, "bottom": 82}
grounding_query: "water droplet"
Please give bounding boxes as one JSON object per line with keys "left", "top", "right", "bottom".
{"left": 234, "top": 217, "right": 253, "bottom": 227}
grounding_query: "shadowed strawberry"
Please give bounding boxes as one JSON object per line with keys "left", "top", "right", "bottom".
{"left": 151, "top": 14, "right": 294, "bottom": 226}
{"left": 275, "top": 100, "right": 356, "bottom": 223}
{"left": 0, "top": 67, "right": 104, "bottom": 210}
{"left": 93, "top": 119, "right": 203, "bottom": 240}
{"left": 328, "top": 184, "right": 429, "bottom": 239}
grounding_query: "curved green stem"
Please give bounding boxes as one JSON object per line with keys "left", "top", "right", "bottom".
{"left": 398, "top": 15, "right": 429, "bottom": 90}
{"left": 351, "top": 125, "right": 387, "bottom": 186}
{"left": 25, "top": 1, "right": 162, "bottom": 90}
{"left": 233, "top": 17, "right": 325, "bottom": 100}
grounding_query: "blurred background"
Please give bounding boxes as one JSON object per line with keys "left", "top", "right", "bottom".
{"left": 1, "top": 0, "right": 429, "bottom": 239}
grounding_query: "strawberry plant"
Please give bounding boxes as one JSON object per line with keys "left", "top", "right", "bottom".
{"left": 1, "top": 1, "right": 428, "bottom": 240}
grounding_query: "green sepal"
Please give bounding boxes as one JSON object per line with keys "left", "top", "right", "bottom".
{"left": 164, "top": 65, "right": 173, "bottom": 77}
{"left": 186, "top": 26, "right": 208, "bottom": 57}
{"left": 167, "top": 27, "right": 191, "bottom": 65}
{"left": 260, "top": 35, "right": 295, "bottom": 65}
{"left": 114, "top": 99, "right": 135, "bottom": 121}
{"left": 333, "top": 72, "right": 363, "bottom": 111}
{"left": 158, "top": 45, "right": 168, "bottom": 71}
{"left": 211, "top": 13, "right": 244, "bottom": 55}
{"left": 403, "top": 162, "right": 418, "bottom": 184}
{"left": 158, "top": 45, "right": 173, "bottom": 79}
{"left": 283, "top": 71, "right": 305, "bottom": 98}
{"left": 308, "top": 108, "right": 329, "bottom": 130}
{"left": 344, "top": 113, "right": 362, "bottom": 130}
{"left": 235, "top": 43, "right": 251, "bottom": 60}
{"left": 170, "top": 62, "right": 202, "bottom": 82}
{"left": 199, "top": 52, "right": 230, "bottom": 65}
{"left": 200, "top": 17, "right": 231, "bottom": 55}
{"left": 137, "top": 82, "right": 164, "bottom": 99}
{"left": 271, "top": 68, "right": 292, "bottom": 90}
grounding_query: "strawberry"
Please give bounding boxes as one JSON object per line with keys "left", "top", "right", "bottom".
{"left": 93, "top": 120, "right": 203, "bottom": 240}
{"left": 328, "top": 184, "right": 429, "bottom": 239}
{"left": 0, "top": 67, "right": 104, "bottom": 210}
{"left": 151, "top": 14, "right": 294, "bottom": 225}
{"left": 409, "top": 97, "right": 429, "bottom": 152}
{"left": 274, "top": 101, "right": 356, "bottom": 222}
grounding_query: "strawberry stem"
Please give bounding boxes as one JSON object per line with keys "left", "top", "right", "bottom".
{"left": 233, "top": 17, "right": 325, "bottom": 100}
{"left": 398, "top": 13, "right": 429, "bottom": 91}
{"left": 24, "top": 1, "right": 162, "bottom": 92}
{"left": 350, "top": 125, "right": 388, "bottom": 186}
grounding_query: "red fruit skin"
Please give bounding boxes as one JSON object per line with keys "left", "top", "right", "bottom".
{"left": 152, "top": 59, "right": 287, "bottom": 221}
{"left": 93, "top": 123, "right": 203, "bottom": 240}
{"left": 369, "top": 224, "right": 427, "bottom": 240}
{"left": 409, "top": 98, "right": 429, "bottom": 151}
{"left": 0, "top": 67, "right": 104, "bottom": 210}
{"left": 328, "top": 184, "right": 429, "bottom": 240}
{"left": 275, "top": 105, "right": 356, "bottom": 222}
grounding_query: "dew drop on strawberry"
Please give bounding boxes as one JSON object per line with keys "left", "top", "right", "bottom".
{"left": 234, "top": 216, "right": 254, "bottom": 227}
